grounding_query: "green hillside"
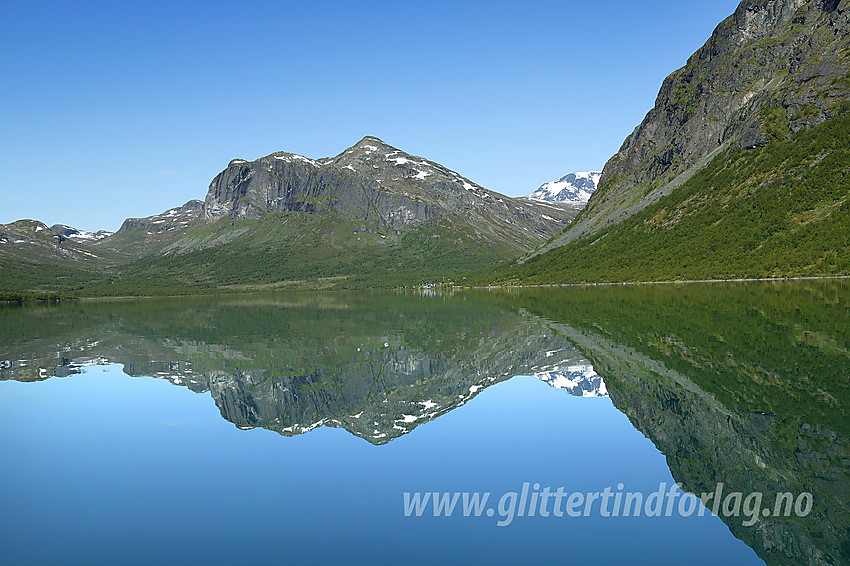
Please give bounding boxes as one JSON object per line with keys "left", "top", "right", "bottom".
{"left": 68, "top": 212, "right": 507, "bottom": 296}
{"left": 484, "top": 110, "right": 850, "bottom": 285}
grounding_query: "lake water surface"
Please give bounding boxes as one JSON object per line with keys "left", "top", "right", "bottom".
{"left": 1, "top": 282, "right": 847, "bottom": 565}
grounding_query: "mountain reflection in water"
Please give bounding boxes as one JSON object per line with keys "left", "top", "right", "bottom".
{"left": 0, "top": 293, "right": 603, "bottom": 443}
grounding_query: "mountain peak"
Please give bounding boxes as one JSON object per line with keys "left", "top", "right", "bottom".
{"left": 356, "top": 135, "right": 389, "bottom": 145}
{"left": 349, "top": 135, "right": 399, "bottom": 154}
{"left": 526, "top": 171, "right": 601, "bottom": 205}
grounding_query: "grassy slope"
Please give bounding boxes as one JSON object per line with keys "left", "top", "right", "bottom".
{"left": 74, "top": 212, "right": 508, "bottom": 296}
{"left": 0, "top": 256, "right": 105, "bottom": 300}
{"left": 483, "top": 111, "right": 850, "bottom": 284}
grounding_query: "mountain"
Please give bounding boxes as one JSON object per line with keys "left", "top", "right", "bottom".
{"left": 122, "top": 137, "right": 582, "bottom": 294}
{"left": 1, "top": 137, "right": 581, "bottom": 297}
{"left": 94, "top": 200, "right": 204, "bottom": 259}
{"left": 0, "top": 220, "right": 98, "bottom": 263}
{"left": 198, "top": 136, "right": 579, "bottom": 251}
{"left": 0, "top": 220, "right": 122, "bottom": 296}
{"left": 526, "top": 171, "right": 601, "bottom": 205}
{"left": 503, "top": 0, "right": 850, "bottom": 283}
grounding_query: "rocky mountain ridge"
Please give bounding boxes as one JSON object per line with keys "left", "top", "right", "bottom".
{"left": 0, "top": 220, "right": 106, "bottom": 264}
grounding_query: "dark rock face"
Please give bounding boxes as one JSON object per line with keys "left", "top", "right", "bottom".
{"left": 545, "top": 0, "right": 850, "bottom": 249}
{"left": 606, "top": 0, "right": 849, "bottom": 189}
{"left": 206, "top": 153, "right": 435, "bottom": 232}
{"left": 204, "top": 136, "right": 581, "bottom": 250}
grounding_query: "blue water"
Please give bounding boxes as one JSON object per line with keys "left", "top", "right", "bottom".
{"left": 0, "top": 366, "right": 761, "bottom": 565}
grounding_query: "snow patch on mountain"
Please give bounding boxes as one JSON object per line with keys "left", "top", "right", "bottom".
{"left": 50, "top": 224, "right": 113, "bottom": 242}
{"left": 534, "top": 364, "right": 608, "bottom": 397}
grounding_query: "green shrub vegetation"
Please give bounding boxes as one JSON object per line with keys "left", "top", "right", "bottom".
{"left": 69, "top": 214, "right": 506, "bottom": 296}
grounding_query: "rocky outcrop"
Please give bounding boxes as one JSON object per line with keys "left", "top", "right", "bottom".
{"left": 116, "top": 200, "right": 203, "bottom": 233}
{"left": 91, "top": 200, "right": 204, "bottom": 258}
{"left": 536, "top": 0, "right": 850, "bottom": 254}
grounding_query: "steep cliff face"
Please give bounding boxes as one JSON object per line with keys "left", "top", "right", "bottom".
{"left": 203, "top": 136, "right": 580, "bottom": 252}
{"left": 540, "top": 0, "right": 850, "bottom": 251}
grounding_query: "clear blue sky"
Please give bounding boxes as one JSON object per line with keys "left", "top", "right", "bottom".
{"left": 0, "top": 0, "right": 742, "bottom": 231}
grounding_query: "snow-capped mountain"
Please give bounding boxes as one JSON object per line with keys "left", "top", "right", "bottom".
{"left": 526, "top": 171, "right": 601, "bottom": 205}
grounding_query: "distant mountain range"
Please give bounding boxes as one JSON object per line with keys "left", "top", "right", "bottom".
{"left": 526, "top": 172, "right": 600, "bottom": 205}
{"left": 0, "top": 137, "right": 584, "bottom": 297}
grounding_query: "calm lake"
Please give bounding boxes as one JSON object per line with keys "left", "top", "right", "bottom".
{"left": 1, "top": 281, "right": 847, "bottom": 565}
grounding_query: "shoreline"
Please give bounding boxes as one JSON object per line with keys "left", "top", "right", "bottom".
{"left": 461, "top": 274, "right": 850, "bottom": 290}
{"left": 3, "top": 274, "right": 849, "bottom": 304}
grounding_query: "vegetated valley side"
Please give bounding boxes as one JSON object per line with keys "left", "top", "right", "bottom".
{"left": 487, "top": 0, "right": 850, "bottom": 285}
